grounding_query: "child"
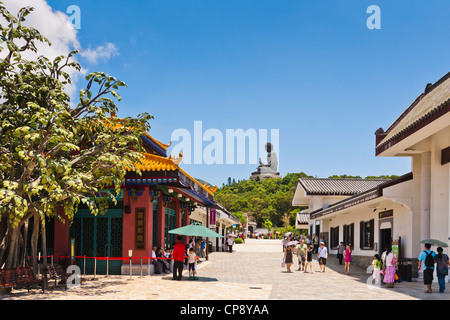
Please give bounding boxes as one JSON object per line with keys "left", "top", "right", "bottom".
{"left": 304, "top": 245, "right": 314, "bottom": 274}
{"left": 188, "top": 248, "right": 198, "bottom": 280}
{"left": 372, "top": 254, "right": 382, "bottom": 284}
{"left": 344, "top": 245, "right": 352, "bottom": 275}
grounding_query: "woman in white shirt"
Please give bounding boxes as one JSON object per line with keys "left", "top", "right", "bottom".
{"left": 383, "top": 248, "right": 397, "bottom": 288}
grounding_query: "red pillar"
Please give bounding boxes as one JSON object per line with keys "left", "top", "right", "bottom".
{"left": 175, "top": 199, "right": 182, "bottom": 229}
{"left": 54, "top": 206, "right": 69, "bottom": 259}
{"left": 122, "top": 186, "right": 152, "bottom": 259}
{"left": 157, "top": 193, "right": 165, "bottom": 249}
{"left": 183, "top": 206, "right": 190, "bottom": 245}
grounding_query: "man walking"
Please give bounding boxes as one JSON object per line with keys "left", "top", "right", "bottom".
{"left": 337, "top": 242, "right": 345, "bottom": 265}
{"left": 418, "top": 243, "right": 436, "bottom": 293}
{"left": 227, "top": 235, "right": 234, "bottom": 253}
{"left": 317, "top": 242, "right": 328, "bottom": 273}
{"left": 297, "top": 239, "right": 307, "bottom": 271}
{"left": 172, "top": 235, "right": 185, "bottom": 280}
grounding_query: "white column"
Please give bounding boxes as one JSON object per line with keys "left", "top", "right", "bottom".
{"left": 420, "top": 152, "right": 431, "bottom": 241}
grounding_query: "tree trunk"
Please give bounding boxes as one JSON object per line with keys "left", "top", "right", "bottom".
{"left": 40, "top": 218, "right": 47, "bottom": 269}
{"left": 40, "top": 218, "right": 48, "bottom": 291}
{"left": 30, "top": 213, "right": 39, "bottom": 275}
{"left": 4, "top": 226, "right": 19, "bottom": 269}
{"left": 20, "top": 221, "right": 29, "bottom": 267}
{"left": 0, "top": 227, "right": 9, "bottom": 269}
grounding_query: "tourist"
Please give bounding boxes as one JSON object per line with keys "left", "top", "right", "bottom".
{"left": 164, "top": 248, "right": 172, "bottom": 273}
{"left": 435, "top": 247, "right": 449, "bottom": 293}
{"left": 313, "top": 235, "right": 319, "bottom": 254}
{"left": 372, "top": 254, "right": 382, "bottom": 285}
{"left": 336, "top": 242, "right": 345, "bottom": 265}
{"left": 383, "top": 247, "right": 397, "bottom": 288}
{"left": 418, "top": 243, "right": 436, "bottom": 293}
{"left": 201, "top": 239, "right": 206, "bottom": 258}
{"left": 172, "top": 235, "right": 185, "bottom": 280}
{"left": 156, "top": 247, "right": 170, "bottom": 273}
{"left": 283, "top": 245, "right": 294, "bottom": 273}
{"left": 380, "top": 247, "right": 388, "bottom": 277}
{"left": 306, "top": 235, "right": 311, "bottom": 246}
{"left": 317, "top": 242, "right": 328, "bottom": 273}
{"left": 344, "top": 244, "right": 352, "bottom": 275}
{"left": 227, "top": 235, "right": 234, "bottom": 253}
{"left": 185, "top": 239, "right": 193, "bottom": 265}
{"left": 297, "top": 239, "right": 307, "bottom": 271}
{"left": 188, "top": 247, "right": 199, "bottom": 280}
{"left": 305, "top": 245, "right": 314, "bottom": 274}
{"left": 195, "top": 240, "right": 201, "bottom": 257}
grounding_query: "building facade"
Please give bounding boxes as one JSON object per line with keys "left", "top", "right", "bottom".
{"left": 293, "top": 72, "right": 450, "bottom": 281}
{"left": 51, "top": 131, "right": 221, "bottom": 275}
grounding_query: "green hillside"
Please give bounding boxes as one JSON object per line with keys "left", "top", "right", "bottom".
{"left": 214, "top": 173, "right": 399, "bottom": 229}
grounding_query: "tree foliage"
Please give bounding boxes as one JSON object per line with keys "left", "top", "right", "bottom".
{"left": 215, "top": 172, "right": 312, "bottom": 228}
{"left": 0, "top": 3, "right": 152, "bottom": 270}
{"left": 216, "top": 172, "right": 400, "bottom": 229}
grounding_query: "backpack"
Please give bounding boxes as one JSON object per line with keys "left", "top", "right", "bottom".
{"left": 438, "top": 254, "right": 449, "bottom": 276}
{"left": 424, "top": 251, "right": 435, "bottom": 268}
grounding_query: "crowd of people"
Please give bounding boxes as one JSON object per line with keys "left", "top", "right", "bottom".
{"left": 282, "top": 234, "right": 450, "bottom": 293}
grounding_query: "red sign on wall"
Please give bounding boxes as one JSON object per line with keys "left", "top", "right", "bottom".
{"left": 210, "top": 208, "right": 216, "bottom": 229}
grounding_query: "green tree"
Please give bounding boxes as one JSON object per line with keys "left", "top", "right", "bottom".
{"left": 263, "top": 219, "right": 273, "bottom": 232}
{"left": 0, "top": 4, "right": 152, "bottom": 271}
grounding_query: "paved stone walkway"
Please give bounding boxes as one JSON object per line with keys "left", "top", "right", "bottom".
{"left": 1, "top": 239, "right": 448, "bottom": 300}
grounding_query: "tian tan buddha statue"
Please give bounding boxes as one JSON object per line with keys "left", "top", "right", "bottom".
{"left": 250, "top": 142, "right": 281, "bottom": 180}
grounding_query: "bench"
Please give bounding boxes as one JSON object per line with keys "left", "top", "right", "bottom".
{"left": 47, "top": 265, "right": 68, "bottom": 291}
{"left": 0, "top": 267, "right": 42, "bottom": 293}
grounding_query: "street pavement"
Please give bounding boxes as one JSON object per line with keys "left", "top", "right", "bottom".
{"left": 1, "top": 239, "right": 449, "bottom": 300}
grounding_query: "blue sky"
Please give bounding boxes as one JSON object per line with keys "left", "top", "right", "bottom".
{"left": 45, "top": 0, "right": 450, "bottom": 186}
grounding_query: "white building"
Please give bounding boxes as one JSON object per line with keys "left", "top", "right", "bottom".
{"left": 191, "top": 204, "right": 241, "bottom": 252}
{"left": 293, "top": 71, "right": 450, "bottom": 281}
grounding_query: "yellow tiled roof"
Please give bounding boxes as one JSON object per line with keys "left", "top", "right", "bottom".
{"left": 143, "top": 132, "right": 172, "bottom": 151}
{"left": 128, "top": 153, "right": 179, "bottom": 172}
{"left": 127, "top": 152, "right": 218, "bottom": 196}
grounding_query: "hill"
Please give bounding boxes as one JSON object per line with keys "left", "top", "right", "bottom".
{"left": 214, "top": 173, "right": 399, "bottom": 229}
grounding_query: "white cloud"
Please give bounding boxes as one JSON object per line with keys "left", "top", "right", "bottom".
{"left": 0, "top": 0, "right": 119, "bottom": 98}
{"left": 80, "top": 42, "right": 120, "bottom": 64}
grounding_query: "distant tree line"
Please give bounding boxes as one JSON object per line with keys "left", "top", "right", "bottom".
{"left": 216, "top": 173, "right": 399, "bottom": 229}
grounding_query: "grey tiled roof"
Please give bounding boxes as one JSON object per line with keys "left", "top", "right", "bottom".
{"left": 296, "top": 213, "right": 309, "bottom": 224}
{"left": 298, "top": 178, "right": 388, "bottom": 196}
{"left": 310, "top": 172, "right": 413, "bottom": 219}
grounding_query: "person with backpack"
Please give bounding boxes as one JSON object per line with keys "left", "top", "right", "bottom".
{"left": 418, "top": 243, "right": 436, "bottom": 293}
{"left": 435, "top": 247, "right": 449, "bottom": 293}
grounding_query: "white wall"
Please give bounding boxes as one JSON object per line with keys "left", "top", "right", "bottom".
{"left": 429, "top": 128, "right": 450, "bottom": 246}
{"left": 320, "top": 198, "right": 412, "bottom": 258}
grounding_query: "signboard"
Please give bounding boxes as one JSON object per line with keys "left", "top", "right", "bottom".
{"left": 379, "top": 210, "right": 393, "bottom": 219}
{"left": 392, "top": 240, "right": 400, "bottom": 260}
{"left": 135, "top": 208, "right": 146, "bottom": 250}
{"left": 70, "top": 238, "right": 75, "bottom": 262}
{"left": 209, "top": 208, "right": 216, "bottom": 229}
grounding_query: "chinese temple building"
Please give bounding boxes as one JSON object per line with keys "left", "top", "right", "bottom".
{"left": 52, "top": 129, "right": 221, "bottom": 275}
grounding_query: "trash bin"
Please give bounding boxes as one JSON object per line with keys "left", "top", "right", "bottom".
{"left": 208, "top": 241, "right": 214, "bottom": 253}
{"left": 398, "top": 259, "right": 412, "bottom": 282}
